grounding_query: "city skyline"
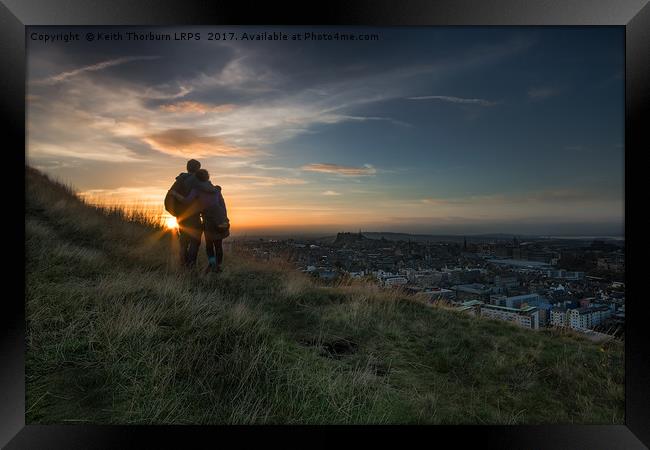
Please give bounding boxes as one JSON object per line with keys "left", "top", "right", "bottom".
{"left": 26, "top": 27, "right": 624, "bottom": 236}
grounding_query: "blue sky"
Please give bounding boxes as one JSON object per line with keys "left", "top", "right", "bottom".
{"left": 26, "top": 27, "right": 624, "bottom": 235}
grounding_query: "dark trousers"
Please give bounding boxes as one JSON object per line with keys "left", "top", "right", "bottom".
{"left": 178, "top": 215, "right": 202, "bottom": 267}
{"left": 206, "top": 237, "right": 223, "bottom": 267}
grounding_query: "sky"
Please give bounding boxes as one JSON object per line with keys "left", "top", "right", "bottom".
{"left": 26, "top": 27, "right": 624, "bottom": 236}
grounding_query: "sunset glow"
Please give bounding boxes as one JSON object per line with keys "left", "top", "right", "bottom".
{"left": 165, "top": 216, "right": 178, "bottom": 230}
{"left": 26, "top": 27, "right": 624, "bottom": 236}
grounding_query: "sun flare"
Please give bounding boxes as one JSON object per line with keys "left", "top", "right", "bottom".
{"left": 165, "top": 216, "right": 178, "bottom": 230}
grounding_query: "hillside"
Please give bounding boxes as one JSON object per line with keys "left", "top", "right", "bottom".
{"left": 25, "top": 167, "right": 624, "bottom": 424}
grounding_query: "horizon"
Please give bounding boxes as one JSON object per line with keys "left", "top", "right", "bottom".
{"left": 225, "top": 229, "right": 625, "bottom": 240}
{"left": 26, "top": 26, "right": 624, "bottom": 236}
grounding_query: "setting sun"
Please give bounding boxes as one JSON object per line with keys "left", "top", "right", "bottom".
{"left": 165, "top": 216, "right": 178, "bottom": 230}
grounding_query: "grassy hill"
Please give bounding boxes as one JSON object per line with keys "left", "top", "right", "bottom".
{"left": 25, "top": 167, "right": 624, "bottom": 424}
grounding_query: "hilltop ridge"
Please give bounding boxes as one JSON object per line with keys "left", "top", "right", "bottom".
{"left": 25, "top": 167, "right": 624, "bottom": 424}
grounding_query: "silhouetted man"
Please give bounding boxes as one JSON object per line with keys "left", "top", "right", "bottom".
{"left": 169, "top": 159, "right": 203, "bottom": 267}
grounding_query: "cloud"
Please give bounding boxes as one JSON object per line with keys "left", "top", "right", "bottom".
{"left": 336, "top": 115, "right": 412, "bottom": 127}
{"left": 322, "top": 190, "right": 341, "bottom": 196}
{"left": 189, "top": 56, "right": 285, "bottom": 95}
{"left": 301, "top": 163, "right": 377, "bottom": 176}
{"left": 159, "top": 101, "right": 236, "bottom": 114}
{"left": 142, "top": 85, "right": 193, "bottom": 100}
{"left": 407, "top": 95, "right": 497, "bottom": 106}
{"left": 33, "top": 56, "right": 160, "bottom": 85}
{"left": 30, "top": 142, "right": 146, "bottom": 163}
{"left": 527, "top": 87, "right": 560, "bottom": 100}
{"left": 139, "top": 37, "right": 526, "bottom": 148}
{"left": 26, "top": 37, "right": 527, "bottom": 170}
{"left": 142, "top": 128, "right": 252, "bottom": 158}
{"left": 249, "top": 163, "right": 300, "bottom": 174}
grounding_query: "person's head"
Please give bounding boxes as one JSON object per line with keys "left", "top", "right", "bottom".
{"left": 186, "top": 159, "right": 201, "bottom": 173}
{"left": 195, "top": 168, "right": 210, "bottom": 182}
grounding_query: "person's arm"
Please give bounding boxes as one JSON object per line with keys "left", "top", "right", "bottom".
{"left": 172, "top": 188, "right": 198, "bottom": 204}
{"left": 169, "top": 190, "right": 184, "bottom": 201}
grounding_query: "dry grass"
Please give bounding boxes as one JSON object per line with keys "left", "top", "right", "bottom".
{"left": 25, "top": 166, "right": 624, "bottom": 424}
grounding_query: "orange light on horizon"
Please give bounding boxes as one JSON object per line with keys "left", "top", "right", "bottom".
{"left": 76, "top": 188, "right": 404, "bottom": 231}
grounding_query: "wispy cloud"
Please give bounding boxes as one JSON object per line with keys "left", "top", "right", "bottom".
{"left": 26, "top": 37, "right": 529, "bottom": 166}
{"left": 407, "top": 95, "right": 497, "bottom": 106}
{"left": 142, "top": 85, "right": 193, "bottom": 100}
{"left": 31, "top": 142, "right": 146, "bottom": 163}
{"left": 322, "top": 190, "right": 341, "bottom": 196}
{"left": 33, "top": 56, "right": 160, "bottom": 85}
{"left": 192, "top": 56, "right": 284, "bottom": 93}
{"left": 336, "top": 115, "right": 412, "bottom": 127}
{"left": 302, "top": 163, "right": 377, "bottom": 176}
{"left": 249, "top": 163, "right": 300, "bottom": 174}
{"left": 159, "top": 101, "right": 236, "bottom": 114}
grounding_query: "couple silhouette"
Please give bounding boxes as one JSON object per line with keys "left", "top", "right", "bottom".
{"left": 165, "top": 159, "right": 230, "bottom": 273}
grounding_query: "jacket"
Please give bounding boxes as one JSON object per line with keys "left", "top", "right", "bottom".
{"left": 170, "top": 172, "right": 201, "bottom": 217}
{"left": 180, "top": 181, "right": 229, "bottom": 238}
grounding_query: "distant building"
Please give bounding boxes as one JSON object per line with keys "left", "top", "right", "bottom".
{"left": 568, "top": 305, "right": 611, "bottom": 330}
{"left": 494, "top": 276, "right": 519, "bottom": 289}
{"left": 452, "top": 283, "right": 491, "bottom": 302}
{"left": 550, "top": 307, "right": 568, "bottom": 327}
{"left": 480, "top": 304, "right": 540, "bottom": 330}
{"left": 503, "top": 293, "right": 541, "bottom": 309}
{"left": 536, "top": 303, "right": 554, "bottom": 326}
{"left": 457, "top": 301, "right": 539, "bottom": 330}
{"left": 382, "top": 276, "right": 408, "bottom": 287}
{"left": 545, "top": 269, "right": 585, "bottom": 280}
{"left": 490, "top": 294, "right": 507, "bottom": 306}
{"left": 552, "top": 305, "right": 612, "bottom": 330}
{"left": 491, "top": 293, "right": 542, "bottom": 308}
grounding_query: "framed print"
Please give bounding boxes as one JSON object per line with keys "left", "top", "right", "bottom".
{"left": 2, "top": 0, "right": 649, "bottom": 448}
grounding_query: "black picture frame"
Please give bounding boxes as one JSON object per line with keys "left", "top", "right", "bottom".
{"left": 3, "top": 0, "right": 649, "bottom": 448}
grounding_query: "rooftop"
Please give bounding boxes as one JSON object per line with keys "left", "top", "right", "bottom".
{"left": 461, "top": 300, "right": 483, "bottom": 307}
{"left": 482, "top": 304, "right": 538, "bottom": 313}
